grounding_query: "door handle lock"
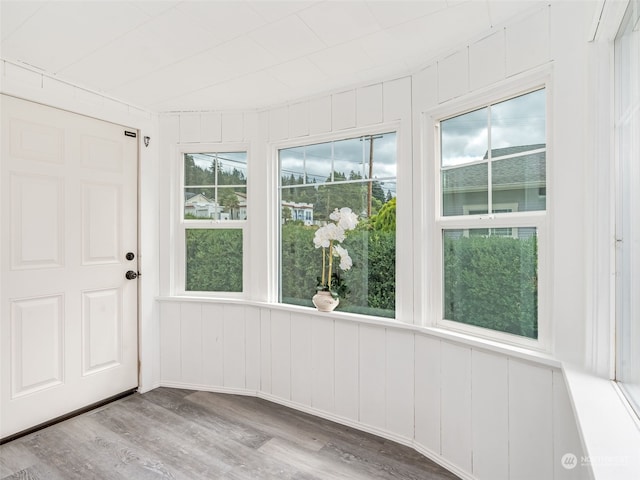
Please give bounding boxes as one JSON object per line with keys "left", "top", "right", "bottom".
{"left": 125, "top": 270, "right": 139, "bottom": 280}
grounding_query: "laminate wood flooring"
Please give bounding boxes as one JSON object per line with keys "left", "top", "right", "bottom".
{"left": 0, "top": 388, "right": 461, "bottom": 480}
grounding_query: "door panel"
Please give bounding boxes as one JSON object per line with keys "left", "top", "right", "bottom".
{"left": 1, "top": 95, "right": 139, "bottom": 439}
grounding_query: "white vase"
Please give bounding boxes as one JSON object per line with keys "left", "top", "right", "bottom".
{"left": 312, "top": 291, "right": 339, "bottom": 312}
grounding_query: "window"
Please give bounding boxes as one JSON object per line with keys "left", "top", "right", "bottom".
{"left": 435, "top": 88, "right": 547, "bottom": 345}
{"left": 615, "top": 2, "right": 640, "bottom": 416}
{"left": 278, "top": 131, "right": 397, "bottom": 318}
{"left": 178, "top": 148, "right": 248, "bottom": 294}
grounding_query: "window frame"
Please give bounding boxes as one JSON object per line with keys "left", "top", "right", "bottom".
{"left": 273, "top": 124, "right": 400, "bottom": 317}
{"left": 424, "top": 72, "right": 552, "bottom": 351}
{"left": 174, "top": 143, "right": 250, "bottom": 298}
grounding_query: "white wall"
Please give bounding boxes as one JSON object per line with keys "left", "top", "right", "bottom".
{"left": 155, "top": 3, "right": 597, "bottom": 479}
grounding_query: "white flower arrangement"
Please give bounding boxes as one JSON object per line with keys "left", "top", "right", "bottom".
{"left": 313, "top": 207, "right": 358, "bottom": 295}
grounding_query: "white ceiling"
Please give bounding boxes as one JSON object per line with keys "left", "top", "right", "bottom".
{"left": 0, "top": 0, "right": 546, "bottom": 113}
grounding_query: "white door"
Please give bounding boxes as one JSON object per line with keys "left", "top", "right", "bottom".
{"left": 0, "top": 95, "right": 139, "bottom": 439}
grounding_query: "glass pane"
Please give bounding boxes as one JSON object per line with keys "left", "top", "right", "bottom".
{"left": 371, "top": 132, "right": 397, "bottom": 179}
{"left": 334, "top": 137, "right": 366, "bottom": 181}
{"left": 441, "top": 107, "right": 488, "bottom": 167}
{"left": 305, "top": 142, "right": 333, "bottom": 183}
{"left": 184, "top": 153, "right": 215, "bottom": 186}
{"left": 280, "top": 183, "right": 396, "bottom": 318}
{"left": 217, "top": 153, "right": 247, "bottom": 186}
{"left": 492, "top": 151, "right": 546, "bottom": 212}
{"left": 281, "top": 185, "right": 316, "bottom": 225}
{"left": 184, "top": 187, "right": 216, "bottom": 219}
{"left": 218, "top": 187, "right": 247, "bottom": 220}
{"left": 185, "top": 229, "right": 243, "bottom": 292}
{"left": 491, "top": 89, "right": 545, "bottom": 156}
{"left": 443, "top": 229, "right": 538, "bottom": 339}
{"left": 280, "top": 146, "right": 306, "bottom": 186}
{"left": 442, "top": 163, "right": 488, "bottom": 216}
{"left": 184, "top": 152, "right": 247, "bottom": 221}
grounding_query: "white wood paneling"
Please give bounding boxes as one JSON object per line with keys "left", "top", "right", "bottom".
{"left": 201, "top": 303, "right": 224, "bottom": 387}
{"left": 359, "top": 324, "right": 386, "bottom": 430}
{"left": 412, "top": 65, "right": 438, "bottom": 113}
{"left": 157, "top": 300, "right": 587, "bottom": 480}
{"left": 180, "top": 303, "right": 202, "bottom": 384}
{"left": 385, "top": 329, "right": 414, "bottom": 440}
{"left": 179, "top": 113, "right": 200, "bottom": 143}
{"left": 438, "top": 49, "right": 469, "bottom": 103}
{"left": 270, "top": 310, "right": 291, "bottom": 400}
{"left": 509, "top": 359, "right": 554, "bottom": 480}
{"left": 159, "top": 302, "right": 181, "bottom": 383}
{"left": 440, "top": 342, "right": 472, "bottom": 472}
{"left": 290, "top": 313, "right": 312, "bottom": 405}
{"left": 469, "top": 30, "right": 506, "bottom": 92}
{"left": 332, "top": 90, "right": 356, "bottom": 131}
{"left": 383, "top": 76, "right": 411, "bottom": 122}
{"left": 260, "top": 308, "right": 272, "bottom": 394}
{"left": 201, "top": 112, "right": 222, "bottom": 142}
{"left": 222, "top": 112, "right": 244, "bottom": 142}
{"left": 268, "top": 106, "right": 289, "bottom": 141}
{"left": 356, "top": 83, "right": 383, "bottom": 127}
{"left": 288, "top": 102, "right": 309, "bottom": 139}
{"left": 333, "top": 320, "right": 359, "bottom": 421}
{"left": 223, "top": 304, "right": 246, "bottom": 389}
{"left": 245, "top": 306, "right": 261, "bottom": 391}
{"left": 308, "top": 96, "right": 332, "bottom": 135}
{"left": 471, "top": 350, "right": 509, "bottom": 480}
{"left": 311, "top": 317, "right": 334, "bottom": 413}
{"left": 505, "top": 6, "right": 549, "bottom": 77}
{"left": 414, "top": 335, "right": 441, "bottom": 454}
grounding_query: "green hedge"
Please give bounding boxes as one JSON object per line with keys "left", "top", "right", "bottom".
{"left": 281, "top": 223, "right": 396, "bottom": 317}
{"left": 186, "top": 229, "right": 243, "bottom": 292}
{"left": 443, "top": 234, "right": 538, "bottom": 338}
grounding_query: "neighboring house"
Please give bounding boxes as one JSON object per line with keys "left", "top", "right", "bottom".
{"left": 282, "top": 200, "right": 314, "bottom": 226}
{"left": 443, "top": 144, "right": 545, "bottom": 238}
{"left": 184, "top": 192, "right": 222, "bottom": 219}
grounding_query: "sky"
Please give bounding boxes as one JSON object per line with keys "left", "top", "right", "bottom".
{"left": 441, "top": 88, "right": 546, "bottom": 167}
{"left": 279, "top": 131, "right": 397, "bottom": 183}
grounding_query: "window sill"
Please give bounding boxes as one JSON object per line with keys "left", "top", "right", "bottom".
{"left": 156, "top": 295, "right": 561, "bottom": 368}
{"left": 563, "top": 366, "right": 640, "bottom": 480}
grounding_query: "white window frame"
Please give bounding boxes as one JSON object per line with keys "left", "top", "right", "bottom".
{"left": 174, "top": 143, "right": 250, "bottom": 298}
{"left": 273, "top": 124, "right": 400, "bottom": 316}
{"left": 424, "top": 71, "right": 552, "bottom": 351}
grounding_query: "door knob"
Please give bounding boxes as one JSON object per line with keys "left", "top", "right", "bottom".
{"left": 125, "top": 270, "right": 138, "bottom": 280}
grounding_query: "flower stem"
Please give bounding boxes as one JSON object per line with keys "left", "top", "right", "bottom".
{"left": 328, "top": 240, "right": 334, "bottom": 290}
{"left": 321, "top": 247, "right": 326, "bottom": 286}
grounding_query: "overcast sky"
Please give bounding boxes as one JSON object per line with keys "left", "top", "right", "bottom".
{"left": 280, "top": 131, "right": 397, "bottom": 183}
{"left": 441, "top": 89, "right": 546, "bottom": 167}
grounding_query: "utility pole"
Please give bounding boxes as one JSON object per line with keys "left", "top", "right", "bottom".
{"left": 362, "top": 134, "right": 383, "bottom": 217}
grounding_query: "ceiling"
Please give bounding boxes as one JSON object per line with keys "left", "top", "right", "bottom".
{"left": 1, "top": 0, "right": 546, "bottom": 113}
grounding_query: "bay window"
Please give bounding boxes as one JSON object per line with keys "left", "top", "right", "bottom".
{"left": 434, "top": 86, "right": 548, "bottom": 346}
{"left": 177, "top": 147, "right": 248, "bottom": 295}
{"left": 278, "top": 131, "right": 397, "bottom": 318}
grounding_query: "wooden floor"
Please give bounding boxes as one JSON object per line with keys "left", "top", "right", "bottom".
{"left": 0, "top": 388, "right": 461, "bottom": 480}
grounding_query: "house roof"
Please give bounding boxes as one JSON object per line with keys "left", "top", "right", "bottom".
{"left": 443, "top": 145, "right": 546, "bottom": 193}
